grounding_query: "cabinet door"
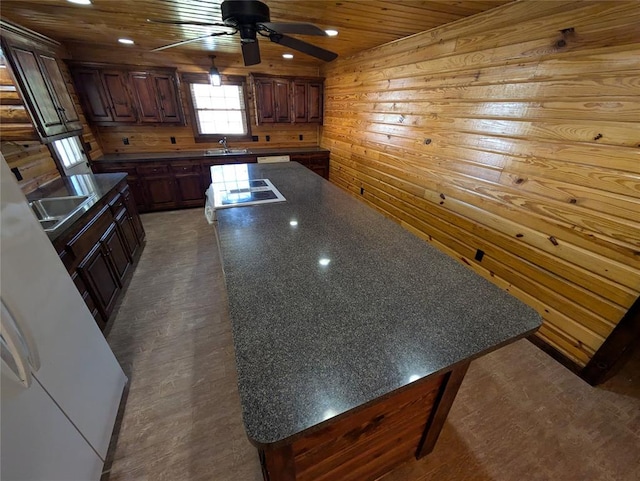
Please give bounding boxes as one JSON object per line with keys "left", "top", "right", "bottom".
{"left": 71, "top": 68, "right": 114, "bottom": 122}
{"left": 122, "top": 185, "right": 146, "bottom": 242}
{"left": 293, "top": 81, "right": 307, "bottom": 123}
{"left": 307, "top": 82, "right": 323, "bottom": 123}
{"left": 274, "top": 79, "right": 291, "bottom": 123}
{"left": 130, "top": 72, "right": 161, "bottom": 123}
{"left": 115, "top": 207, "right": 138, "bottom": 258}
{"left": 255, "top": 78, "right": 275, "bottom": 124}
{"left": 38, "top": 54, "right": 82, "bottom": 131}
{"left": 8, "top": 46, "right": 66, "bottom": 136}
{"left": 71, "top": 271, "right": 105, "bottom": 330}
{"left": 175, "top": 174, "right": 205, "bottom": 206}
{"left": 143, "top": 176, "right": 177, "bottom": 210}
{"left": 102, "top": 71, "right": 136, "bottom": 121}
{"left": 155, "top": 74, "right": 182, "bottom": 123}
{"left": 78, "top": 242, "right": 120, "bottom": 321}
{"left": 102, "top": 222, "right": 130, "bottom": 283}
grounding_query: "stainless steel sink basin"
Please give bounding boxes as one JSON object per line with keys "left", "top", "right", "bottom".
{"left": 205, "top": 148, "right": 250, "bottom": 156}
{"left": 29, "top": 195, "right": 95, "bottom": 232}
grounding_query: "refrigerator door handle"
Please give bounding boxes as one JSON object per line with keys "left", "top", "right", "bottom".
{"left": 0, "top": 299, "right": 37, "bottom": 387}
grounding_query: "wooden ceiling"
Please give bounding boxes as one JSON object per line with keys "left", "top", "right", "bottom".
{"left": 0, "top": 0, "right": 511, "bottom": 68}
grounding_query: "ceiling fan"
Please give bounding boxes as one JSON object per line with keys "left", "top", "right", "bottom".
{"left": 148, "top": 0, "right": 338, "bottom": 66}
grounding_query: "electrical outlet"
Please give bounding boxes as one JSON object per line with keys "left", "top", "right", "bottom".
{"left": 299, "top": 134, "right": 304, "bottom": 141}
{"left": 122, "top": 137, "right": 129, "bottom": 145}
{"left": 170, "top": 137, "right": 176, "bottom": 144}
{"left": 10, "top": 167, "right": 23, "bottom": 181}
{"left": 252, "top": 135, "right": 259, "bottom": 142}
{"left": 475, "top": 249, "right": 485, "bottom": 262}
{"left": 266, "top": 135, "right": 270, "bottom": 142}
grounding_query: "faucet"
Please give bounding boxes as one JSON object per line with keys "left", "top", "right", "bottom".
{"left": 218, "top": 136, "right": 230, "bottom": 153}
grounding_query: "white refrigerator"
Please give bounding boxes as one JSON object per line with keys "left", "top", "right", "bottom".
{"left": 1, "top": 158, "right": 128, "bottom": 480}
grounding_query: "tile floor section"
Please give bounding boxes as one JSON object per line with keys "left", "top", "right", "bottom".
{"left": 105, "top": 208, "right": 639, "bottom": 481}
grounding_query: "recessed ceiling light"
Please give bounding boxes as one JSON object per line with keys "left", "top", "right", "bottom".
{"left": 118, "top": 38, "right": 135, "bottom": 45}
{"left": 325, "top": 29, "right": 338, "bottom": 37}
{"left": 67, "top": 0, "right": 92, "bottom": 4}
{"left": 282, "top": 53, "right": 294, "bottom": 59}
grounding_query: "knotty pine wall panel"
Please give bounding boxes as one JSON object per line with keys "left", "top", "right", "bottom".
{"left": 320, "top": 0, "right": 640, "bottom": 367}
{"left": 65, "top": 44, "right": 321, "bottom": 154}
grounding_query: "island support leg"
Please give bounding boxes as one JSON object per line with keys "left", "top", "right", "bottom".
{"left": 415, "top": 361, "right": 471, "bottom": 459}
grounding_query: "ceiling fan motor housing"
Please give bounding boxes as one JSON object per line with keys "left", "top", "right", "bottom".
{"left": 220, "top": 0, "right": 271, "bottom": 27}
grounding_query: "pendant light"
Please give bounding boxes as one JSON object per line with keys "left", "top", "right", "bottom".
{"left": 209, "top": 55, "right": 221, "bottom": 86}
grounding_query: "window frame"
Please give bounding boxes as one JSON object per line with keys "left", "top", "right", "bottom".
{"left": 182, "top": 73, "right": 253, "bottom": 143}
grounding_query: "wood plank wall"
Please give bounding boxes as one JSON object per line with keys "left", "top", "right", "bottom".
{"left": 320, "top": 0, "right": 640, "bottom": 367}
{"left": 65, "top": 44, "right": 322, "bottom": 154}
{"left": 0, "top": 42, "right": 103, "bottom": 193}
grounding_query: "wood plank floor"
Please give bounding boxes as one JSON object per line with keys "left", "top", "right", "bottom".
{"left": 104, "top": 208, "right": 640, "bottom": 481}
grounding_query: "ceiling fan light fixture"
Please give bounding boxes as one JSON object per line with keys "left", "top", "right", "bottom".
{"left": 325, "top": 29, "right": 338, "bottom": 37}
{"left": 282, "top": 53, "right": 294, "bottom": 59}
{"left": 209, "top": 56, "right": 222, "bottom": 86}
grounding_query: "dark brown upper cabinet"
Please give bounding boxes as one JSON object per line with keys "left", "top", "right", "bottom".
{"left": 102, "top": 70, "right": 137, "bottom": 122}
{"left": 253, "top": 76, "right": 291, "bottom": 124}
{"left": 251, "top": 74, "right": 323, "bottom": 125}
{"left": 68, "top": 62, "right": 184, "bottom": 126}
{"left": 2, "top": 42, "right": 83, "bottom": 141}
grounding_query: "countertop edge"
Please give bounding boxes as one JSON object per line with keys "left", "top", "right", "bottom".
{"left": 243, "top": 324, "right": 541, "bottom": 449}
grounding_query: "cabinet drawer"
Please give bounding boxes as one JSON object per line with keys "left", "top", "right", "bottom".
{"left": 109, "top": 193, "right": 125, "bottom": 214}
{"left": 138, "top": 164, "right": 169, "bottom": 175}
{"left": 67, "top": 205, "right": 113, "bottom": 258}
{"left": 171, "top": 162, "right": 202, "bottom": 174}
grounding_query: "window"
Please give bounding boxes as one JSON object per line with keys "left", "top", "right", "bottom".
{"left": 184, "top": 74, "right": 252, "bottom": 142}
{"left": 52, "top": 136, "right": 84, "bottom": 168}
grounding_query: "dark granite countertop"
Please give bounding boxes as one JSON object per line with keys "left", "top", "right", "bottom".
{"left": 95, "top": 146, "right": 329, "bottom": 163}
{"left": 27, "top": 173, "right": 127, "bottom": 242}
{"left": 213, "top": 163, "right": 541, "bottom": 446}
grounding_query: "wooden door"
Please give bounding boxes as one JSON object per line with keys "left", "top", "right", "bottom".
{"left": 101, "top": 222, "right": 130, "bottom": 283}
{"left": 130, "top": 72, "right": 161, "bottom": 123}
{"left": 307, "top": 82, "right": 323, "bottom": 123}
{"left": 293, "top": 81, "right": 307, "bottom": 123}
{"left": 255, "top": 78, "right": 275, "bottom": 124}
{"left": 38, "top": 54, "right": 82, "bottom": 131}
{"left": 71, "top": 68, "right": 114, "bottom": 122}
{"left": 77, "top": 242, "right": 120, "bottom": 321}
{"left": 8, "top": 46, "right": 66, "bottom": 136}
{"left": 154, "top": 74, "right": 182, "bottom": 123}
{"left": 274, "top": 79, "right": 291, "bottom": 123}
{"left": 102, "top": 71, "right": 136, "bottom": 121}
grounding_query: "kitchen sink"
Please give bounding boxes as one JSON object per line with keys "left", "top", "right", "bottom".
{"left": 29, "top": 195, "right": 95, "bottom": 232}
{"left": 205, "top": 148, "right": 250, "bottom": 156}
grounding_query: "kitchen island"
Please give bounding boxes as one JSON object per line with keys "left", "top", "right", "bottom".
{"left": 213, "top": 162, "right": 541, "bottom": 481}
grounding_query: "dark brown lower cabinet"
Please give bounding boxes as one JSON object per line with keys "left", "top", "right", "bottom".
{"left": 143, "top": 175, "right": 177, "bottom": 210}
{"left": 91, "top": 150, "right": 329, "bottom": 212}
{"left": 115, "top": 206, "right": 138, "bottom": 258}
{"left": 102, "top": 222, "right": 130, "bottom": 283}
{"left": 72, "top": 271, "right": 105, "bottom": 330}
{"left": 122, "top": 185, "right": 145, "bottom": 242}
{"left": 77, "top": 241, "right": 121, "bottom": 323}
{"left": 55, "top": 177, "right": 145, "bottom": 331}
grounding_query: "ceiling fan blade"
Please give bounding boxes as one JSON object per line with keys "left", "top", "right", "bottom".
{"left": 151, "top": 32, "right": 231, "bottom": 52}
{"left": 260, "top": 22, "right": 327, "bottom": 36}
{"left": 242, "top": 41, "right": 261, "bottom": 66}
{"left": 147, "top": 19, "right": 227, "bottom": 27}
{"left": 269, "top": 34, "right": 337, "bottom": 62}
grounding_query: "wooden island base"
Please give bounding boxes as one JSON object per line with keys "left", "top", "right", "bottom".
{"left": 258, "top": 362, "right": 470, "bottom": 481}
